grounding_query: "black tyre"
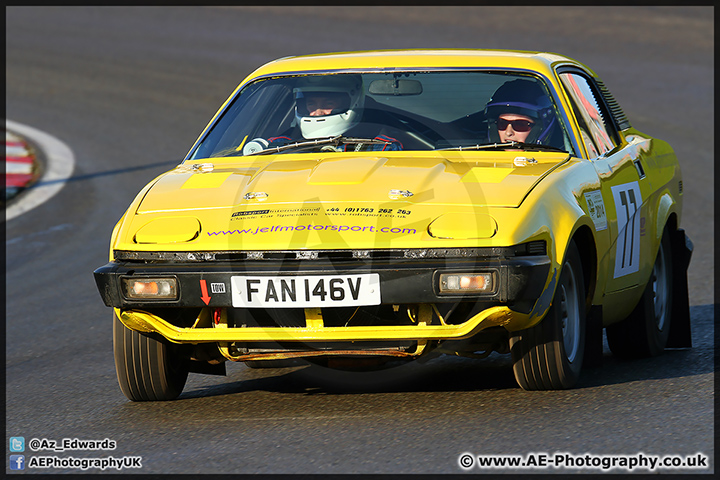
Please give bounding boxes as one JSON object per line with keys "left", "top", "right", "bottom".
{"left": 510, "top": 241, "right": 586, "bottom": 390}
{"left": 113, "top": 313, "right": 189, "bottom": 401}
{"left": 606, "top": 228, "right": 673, "bottom": 358}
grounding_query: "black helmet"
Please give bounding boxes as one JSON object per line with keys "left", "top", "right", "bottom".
{"left": 485, "top": 79, "right": 557, "bottom": 144}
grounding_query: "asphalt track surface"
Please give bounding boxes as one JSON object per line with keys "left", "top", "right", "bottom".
{"left": 5, "top": 6, "right": 714, "bottom": 475}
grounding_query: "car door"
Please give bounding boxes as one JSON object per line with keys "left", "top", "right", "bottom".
{"left": 557, "top": 69, "right": 654, "bottom": 297}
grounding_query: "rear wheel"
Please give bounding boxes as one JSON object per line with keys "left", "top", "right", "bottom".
{"left": 113, "top": 313, "right": 189, "bottom": 401}
{"left": 606, "top": 228, "right": 673, "bottom": 358}
{"left": 510, "top": 241, "right": 586, "bottom": 390}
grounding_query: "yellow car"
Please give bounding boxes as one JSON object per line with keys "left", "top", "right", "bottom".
{"left": 94, "top": 49, "right": 693, "bottom": 400}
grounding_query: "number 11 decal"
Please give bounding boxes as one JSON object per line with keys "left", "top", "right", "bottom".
{"left": 611, "top": 181, "right": 642, "bottom": 278}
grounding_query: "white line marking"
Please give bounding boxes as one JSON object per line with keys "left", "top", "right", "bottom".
{"left": 6, "top": 162, "right": 34, "bottom": 175}
{"left": 5, "top": 120, "right": 75, "bottom": 221}
{"left": 6, "top": 223, "right": 74, "bottom": 245}
{"left": 6, "top": 145, "right": 31, "bottom": 156}
{"left": 6, "top": 131, "right": 22, "bottom": 142}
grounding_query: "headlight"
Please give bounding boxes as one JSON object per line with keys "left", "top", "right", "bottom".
{"left": 439, "top": 273, "right": 494, "bottom": 294}
{"left": 122, "top": 277, "right": 178, "bottom": 300}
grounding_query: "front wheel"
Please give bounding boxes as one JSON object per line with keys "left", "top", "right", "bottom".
{"left": 113, "top": 313, "right": 189, "bottom": 401}
{"left": 510, "top": 241, "right": 586, "bottom": 390}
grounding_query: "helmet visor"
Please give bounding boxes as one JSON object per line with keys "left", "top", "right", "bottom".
{"left": 296, "top": 91, "right": 352, "bottom": 117}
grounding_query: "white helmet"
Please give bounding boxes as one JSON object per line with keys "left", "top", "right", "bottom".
{"left": 294, "top": 74, "right": 364, "bottom": 139}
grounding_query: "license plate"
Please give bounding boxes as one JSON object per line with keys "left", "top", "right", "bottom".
{"left": 231, "top": 274, "right": 381, "bottom": 308}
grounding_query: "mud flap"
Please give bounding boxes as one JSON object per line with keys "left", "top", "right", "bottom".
{"left": 583, "top": 305, "right": 604, "bottom": 368}
{"left": 666, "top": 228, "right": 693, "bottom": 348}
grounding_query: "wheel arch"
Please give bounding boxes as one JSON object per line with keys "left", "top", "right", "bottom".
{"left": 655, "top": 191, "right": 680, "bottom": 241}
{"left": 569, "top": 224, "right": 597, "bottom": 312}
{"left": 664, "top": 209, "right": 679, "bottom": 237}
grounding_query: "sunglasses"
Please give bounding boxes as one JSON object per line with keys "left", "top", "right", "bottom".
{"left": 496, "top": 118, "right": 535, "bottom": 132}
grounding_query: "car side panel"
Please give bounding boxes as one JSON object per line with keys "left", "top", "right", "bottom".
{"left": 496, "top": 157, "right": 607, "bottom": 329}
{"left": 593, "top": 130, "right": 682, "bottom": 325}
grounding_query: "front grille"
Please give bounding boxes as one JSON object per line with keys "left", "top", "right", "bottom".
{"left": 525, "top": 240, "right": 547, "bottom": 255}
{"left": 114, "top": 241, "right": 546, "bottom": 264}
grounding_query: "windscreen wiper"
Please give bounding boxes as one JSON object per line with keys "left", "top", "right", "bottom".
{"left": 245, "top": 135, "right": 392, "bottom": 156}
{"left": 440, "top": 141, "right": 567, "bottom": 153}
{"left": 509, "top": 142, "right": 568, "bottom": 153}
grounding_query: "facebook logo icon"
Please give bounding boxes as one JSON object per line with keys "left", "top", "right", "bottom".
{"left": 10, "top": 455, "right": 25, "bottom": 470}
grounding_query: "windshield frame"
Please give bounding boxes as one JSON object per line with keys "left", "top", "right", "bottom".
{"left": 183, "top": 67, "right": 579, "bottom": 162}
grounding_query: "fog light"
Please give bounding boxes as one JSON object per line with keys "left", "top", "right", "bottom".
{"left": 122, "top": 277, "right": 178, "bottom": 299}
{"left": 439, "top": 273, "right": 493, "bottom": 294}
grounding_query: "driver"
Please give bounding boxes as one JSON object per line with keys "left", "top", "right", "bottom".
{"left": 484, "top": 79, "right": 560, "bottom": 147}
{"left": 265, "top": 74, "right": 402, "bottom": 152}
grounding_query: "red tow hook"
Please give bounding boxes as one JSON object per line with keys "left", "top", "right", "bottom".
{"left": 212, "top": 308, "right": 224, "bottom": 325}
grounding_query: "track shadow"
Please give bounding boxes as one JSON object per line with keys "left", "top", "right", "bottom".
{"left": 180, "top": 353, "right": 518, "bottom": 400}
{"left": 154, "top": 304, "right": 714, "bottom": 401}
{"left": 30, "top": 159, "right": 180, "bottom": 187}
{"left": 578, "top": 303, "right": 714, "bottom": 388}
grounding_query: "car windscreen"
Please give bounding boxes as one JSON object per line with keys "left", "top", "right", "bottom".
{"left": 188, "top": 71, "right": 573, "bottom": 158}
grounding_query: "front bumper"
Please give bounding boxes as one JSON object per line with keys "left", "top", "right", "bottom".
{"left": 95, "top": 253, "right": 550, "bottom": 309}
{"left": 94, "top": 247, "right": 551, "bottom": 344}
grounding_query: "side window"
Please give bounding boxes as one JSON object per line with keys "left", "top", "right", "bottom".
{"left": 560, "top": 73, "right": 617, "bottom": 157}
